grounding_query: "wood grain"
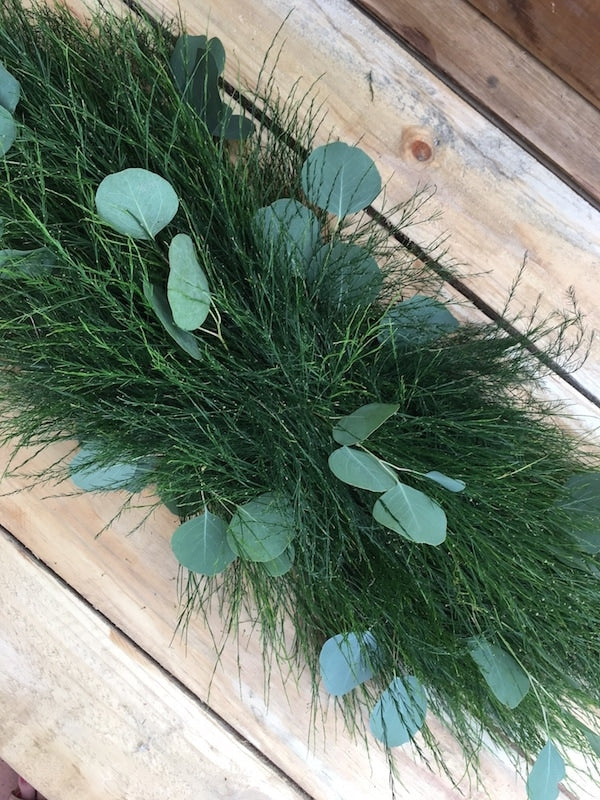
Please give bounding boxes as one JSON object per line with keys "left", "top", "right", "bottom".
{"left": 0, "top": 441, "right": 558, "bottom": 800}
{"left": 467, "top": 0, "right": 600, "bottom": 110}
{"left": 351, "top": 0, "right": 600, "bottom": 207}
{"left": 0, "top": 527, "right": 307, "bottom": 800}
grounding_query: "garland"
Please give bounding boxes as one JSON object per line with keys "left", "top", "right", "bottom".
{"left": 1, "top": 3, "right": 599, "bottom": 796}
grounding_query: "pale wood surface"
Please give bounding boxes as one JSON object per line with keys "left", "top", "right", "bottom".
{"left": 353, "top": 0, "right": 600, "bottom": 206}
{"left": 1, "top": 441, "right": 547, "bottom": 800}
{"left": 2, "top": 0, "right": 600, "bottom": 797}
{"left": 467, "top": 0, "right": 600, "bottom": 110}
{"left": 0, "top": 528, "right": 306, "bottom": 800}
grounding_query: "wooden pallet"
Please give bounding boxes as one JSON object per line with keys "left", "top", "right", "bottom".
{"left": 1, "top": 1, "right": 599, "bottom": 797}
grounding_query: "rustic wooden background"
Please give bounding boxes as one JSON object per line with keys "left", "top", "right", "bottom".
{"left": 1, "top": 1, "right": 599, "bottom": 798}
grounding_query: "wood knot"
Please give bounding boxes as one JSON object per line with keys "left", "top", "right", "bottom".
{"left": 401, "top": 127, "right": 435, "bottom": 165}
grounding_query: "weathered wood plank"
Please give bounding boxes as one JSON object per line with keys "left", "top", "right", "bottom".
{"left": 351, "top": 0, "right": 600, "bottom": 206}
{"left": 0, "top": 441, "right": 551, "bottom": 800}
{"left": 467, "top": 0, "right": 600, "bottom": 110}
{"left": 64, "top": 0, "right": 600, "bottom": 411}
{"left": 0, "top": 527, "right": 307, "bottom": 800}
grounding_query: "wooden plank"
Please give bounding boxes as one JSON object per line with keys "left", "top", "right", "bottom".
{"left": 65, "top": 0, "right": 600, "bottom": 411}
{"left": 0, "top": 440, "right": 556, "bottom": 800}
{"left": 466, "top": 0, "right": 600, "bottom": 110}
{"left": 351, "top": 0, "right": 600, "bottom": 207}
{"left": 0, "top": 527, "right": 307, "bottom": 800}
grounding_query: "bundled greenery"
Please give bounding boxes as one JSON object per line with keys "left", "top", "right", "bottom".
{"left": 1, "top": 2, "right": 599, "bottom": 795}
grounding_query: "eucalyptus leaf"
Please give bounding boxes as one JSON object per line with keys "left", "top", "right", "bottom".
{"left": 0, "top": 247, "right": 56, "bottom": 276}
{"left": 468, "top": 637, "right": 530, "bottom": 709}
{"left": 95, "top": 168, "right": 179, "bottom": 239}
{"left": 561, "top": 473, "right": 600, "bottom": 553}
{"left": 167, "top": 233, "right": 211, "bottom": 330}
{"left": 262, "top": 545, "right": 295, "bottom": 577}
{"left": 69, "top": 445, "right": 144, "bottom": 492}
{"left": 0, "top": 106, "right": 16, "bottom": 156}
{"left": 373, "top": 482, "right": 447, "bottom": 545}
{"left": 218, "top": 107, "right": 255, "bottom": 140}
{"left": 308, "top": 241, "right": 382, "bottom": 310}
{"left": 526, "top": 741, "right": 565, "bottom": 800}
{"left": 333, "top": 402, "right": 399, "bottom": 445}
{"left": 227, "top": 492, "right": 296, "bottom": 562}
{"left": 320, "top": 631, "right": 378, "bottom": 696}
{"left": 0, "top": 62, "right": 20, "bottom": 113}
{"left": 583, "top": 726, "right": 600, "bottom": 758}
{"left": 424, "top": 471, "right": 466, "bottom": 493}
{"left": 254, "top": 198, "right": 321, "bottom": 271}
{"left": 379, "top": 294, "right": 459, "bottom": 347}
{"left": 328, "top": 446, "right": 397, "bottom": 492}
{"left": 301, "top": 142, "right": 381, "bottom": 217}
{"left": 369, "top": 676, "right": 427, "bottom": 747}
{"left": 143, "top": 280, "right": 202, "bottom": 360}
{"left": 170, "top": 34, "right": 209, "bottom": 93}
{"left": 171, "top": 510, "right": 236, "bottom": 575}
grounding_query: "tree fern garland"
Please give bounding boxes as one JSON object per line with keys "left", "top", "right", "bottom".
{"left": 1, "top": 2, "right": 599, "bottom": 793}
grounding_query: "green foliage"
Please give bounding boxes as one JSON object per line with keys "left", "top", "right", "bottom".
{"left": 308, "top": 241, "right": 382, "bottom": 311}
{"left": 369, "top": 676, "right": 427, "bottom": 747}
{"left": 328, "top": 446, "right": 397, "bottom": 492}
{"left": 468, "top": 637, "right": 530, "bottom": 709}
{"left": 171, "top": 511, "right": 237, "bottom": 575}
{"left": 227, "top": 492, "right": 296, "bottom": 562}
{"left": 0, "top": 3, "right": 599, "bottom": 794}
{"left": 319, "top": 631, "right": 378, "bottom": 696}
{"left": 526, "top": 741, "right": 565, "bottom": 800}
{"left": 170, "top": 34, "right": 254, "bottom": 140}
{"left": 561, "top": 473, "right": 600, "bottom": 552}
{"left": 0, "top": 106, "right": 16, "bottom": 156}
{"left": 0, "top": 62, "right": 20, "bottom": 113}
{"left": 301, "top": 141, "right": 381, "bottom": 217}
{"left": 69, "top": 444, "right": 153, "bottom": 492}
{"left": 143, "top": 280, "right": 202, "bottom": 360}
{"left": 254, "top": 198, "right": 321, "bottom": 272}
{"left": 95, "top": 168, "right": 179, "bottom": 239}
{"left": 0, "top": 247, "right": 56, "bottom": 275}
{"left": 379, "top": 293, "right": 459, "bottom": 346}
{"left": 167, "top": 233, "right": 211, "bottom": 330}
{"left": 373, "top": 482, "right": 447, "bottom": 545}
{"left": 333, "top": 403, "right": 400, "bottom": 446}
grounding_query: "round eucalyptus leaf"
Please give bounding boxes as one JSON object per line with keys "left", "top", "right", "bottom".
{"left": 226, "top": 492, "right": 296, "bottom": 562}
{"left": 369, "top": 676, "right": 427, "bottom": 747}
{"left": 0, "top": 247, "right": 56, "bottom": 276}
{"left": 526, "top": 741, "right": 565, "bottom": 800}
{"left": 301, "top": 142, "right": 381, "bottom": 217}
{"left": 379, "top": 294, "right": 459, "bottom": 347}
{"left": 424, "top": 471, "right": 466, "bottom": 493}
{"left": 561, "top": 472, "right": 600, "bottom": 553}
{"left": 373, "top": 482, "right": 447, "bottom": 545}
{"left": 171, "top": 510, "right": 237, "bottom": 575}
{"left": 143, "top": 280, "right": 202, "bottom": 360}
{"left": 95, "top": 168, "right": 179, "bottom": 239}
{"left": 0, "top": 63, "right": 20, "bottom": 113}
{"left": 308, "top": 242, "right": 382, "bottom": 310}
{"left": 333, "top": 403, "right": 399, "bottom": 446}
{"left": 0, "top": 106, "right": 16, "bottom": 156}
{"left": 262, "top": 545, "right": 295, "bottom": 577}
{"left": 170, "top": 34, "right": 209, "bottom": 93}
{"left": 167, "top": 234, "right": 211, "bottom": 331}
{"left": 467, "top": 637, "right": 530, "bottom": 709}
{"left": 254, "top": 198, "right": 320, "bottom": 272}
{"left": 69, "top": 445, "right": 140, "bottom": 492}
{"left": 320, "top": 631, "right": 378, "bottom": 696}
{"left": 328, "top": 446, "right": 397, "bottom": 492}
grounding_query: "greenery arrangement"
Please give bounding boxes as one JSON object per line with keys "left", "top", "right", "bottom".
{"left": 1, "top": 2, "right": 599, "bottom": 796}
